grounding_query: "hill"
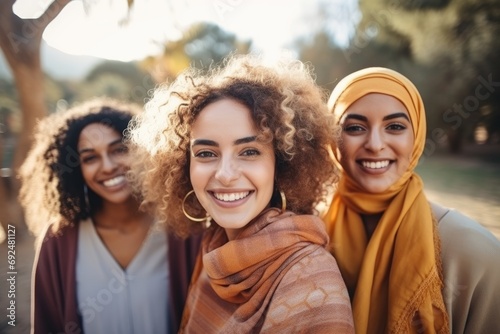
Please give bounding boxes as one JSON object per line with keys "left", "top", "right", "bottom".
{"left": 0, "top": 39, "right": 103, "bottom": 80}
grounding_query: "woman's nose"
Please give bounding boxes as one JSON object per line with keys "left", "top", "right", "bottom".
{"left": 364, "top": 130, "right": 385, "bottom": 152}
{"left": 214, "top": 157, "right": 239, "bottom": 185}
{"left": 101, "top": 154, "right": 118, "bottom": 172}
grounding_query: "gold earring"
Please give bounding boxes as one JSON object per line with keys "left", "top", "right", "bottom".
{"left": 182, "top": 190, "right": 211, "bottom": 223}
{"left": 280, "top": 190, "right": 286, "bottom": 213}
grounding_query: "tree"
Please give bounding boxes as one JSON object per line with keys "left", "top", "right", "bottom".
{"left": 141, "top": 22, "right": 251, "bottom": 82}
{"left": 81, "top": 60, "right": 155, "bottom": 104}
{"left": 355, "top": 0, "right": 500, "bottom": 153}
{"left": 180, "top": 23, "right": 251, "bottom": 69}
{"left": 298, "top": 31, "right": 350, "bottom": 92}
{"left": 0, "top": 0, "right": 71, "bottom": 235}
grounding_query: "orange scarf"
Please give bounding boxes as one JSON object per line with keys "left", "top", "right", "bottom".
{"left": 181, "top": 208, "right": 354, "bottom": 333}
{"left": 323, "top": 67, "right": 449, "bottom": 333}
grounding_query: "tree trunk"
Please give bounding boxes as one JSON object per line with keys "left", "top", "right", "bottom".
{"left": 0, "top": 0, "right": 70, "bottom": 237}
{"left": 447, "top": 128, "right": 463, "bottom": 154}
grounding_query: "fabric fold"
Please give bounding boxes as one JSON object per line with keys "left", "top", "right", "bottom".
{"left": 181, "top": 208, "right": 354, "bottom": 333}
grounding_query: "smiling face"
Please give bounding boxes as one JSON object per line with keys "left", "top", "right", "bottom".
{"left": 78, "top": 123, "right": 132, "bottom": 205}
{"left": 189, "top": 98, "right": 276, "bottom": 240}
{"left": 338, "top": 93, "right": 414, "bottom": 193}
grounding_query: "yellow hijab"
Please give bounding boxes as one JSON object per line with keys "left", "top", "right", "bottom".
{"left": 323, "top": 67, "right": 449, "bottom": 333}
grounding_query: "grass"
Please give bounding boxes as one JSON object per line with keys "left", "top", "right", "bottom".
{"left": 417, "top": 155, "right": 500, "bottom": 202}
{"left": 415, "top": 147, "right": 500, "bottom": 239}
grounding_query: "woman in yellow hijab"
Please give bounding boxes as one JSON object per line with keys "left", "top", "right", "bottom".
{"left": 323, "top": 67, "right": 500, "bottom": 334}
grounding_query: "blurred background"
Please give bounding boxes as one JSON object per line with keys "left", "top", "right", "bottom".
{"left": 1, "top": 0, "right": 499, "bottom": 332}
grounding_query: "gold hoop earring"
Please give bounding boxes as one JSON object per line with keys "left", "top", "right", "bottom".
{"left": 280, "top": 190, "right": 286, "bottom": 213}
{"left": 182, "top": 190, "right": 211, "bottom": 224}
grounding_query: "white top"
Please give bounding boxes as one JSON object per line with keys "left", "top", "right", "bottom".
{"left": 76, "top": 219, "right": 169, "bottom": 334}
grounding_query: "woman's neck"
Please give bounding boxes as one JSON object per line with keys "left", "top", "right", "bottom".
{"left": 361, "top": 213, "right": 383, "bottom": 240}
{"left": 93, "top": 196, "right": 150, "bottom": 230}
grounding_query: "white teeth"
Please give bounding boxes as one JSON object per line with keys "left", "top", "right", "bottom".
{"left": 103, "top": 175, "right": 125, "bottom": 187}
{"left": 214, "top": 191, "right": 250, "bottom": 202}
{"left": 362, "top": 160, "right": 390, "bottom": 169}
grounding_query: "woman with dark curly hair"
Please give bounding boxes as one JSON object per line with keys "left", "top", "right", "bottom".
{"left": 19, "top": 98, "right": 201, "bottom": 334}
{"left": 127, "top": 54, "right": 355, "bottom": 333}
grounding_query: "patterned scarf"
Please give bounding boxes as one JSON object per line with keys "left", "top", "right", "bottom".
{"left": 180, "top": 208, "right": 354, "bottom": 333}
{"left": 323, "top": 67, "right": 449, "bottom": 333}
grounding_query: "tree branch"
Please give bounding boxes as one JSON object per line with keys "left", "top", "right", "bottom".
{"left": 35, "top": 0, "right": 72, "bottom": 31}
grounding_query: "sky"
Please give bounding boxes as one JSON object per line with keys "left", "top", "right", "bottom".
{"left": 13, "top": 0, "right": 359, "bottom": 62}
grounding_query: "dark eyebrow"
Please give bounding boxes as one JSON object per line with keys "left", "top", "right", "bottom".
{"left": 234, "top": 136, "right": 257, "bottom": 145}
{"left": 191, "top": 136, "right": 257, "bottom": 147}
{"left": 109, "top": 139, "right": 125, "bottom": 148}
{"left": 342, "top": 113, "right": 410, "bottom": 123}
{"left": 78, "top": 148, "right": 94, "bottom": 154}
{"left": 343, "top": 114, "right": 367, "bottom": 122}
{"left": 383, "top": 113, "right": 410, "bottom": 121}
{"left": 78, "top": 138, "right": 123, "bottom": 154}
{"left": 191, "top": 139, "right": 218, "bottom": 147}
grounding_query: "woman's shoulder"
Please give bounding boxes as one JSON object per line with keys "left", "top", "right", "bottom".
{"left": 36, "top": 221, "right": 80, "bottom": 253}
{"left": 432, "top": 201, "right": 499, "bottom": 242}
{"left": 430, "top": 205, "right": 500, "bottom": 331}
{"left": 33, "top": 221, "right": 80, "bottom": 283}
{"left": 431, "top": 201, "right": 500, "bottom": 266}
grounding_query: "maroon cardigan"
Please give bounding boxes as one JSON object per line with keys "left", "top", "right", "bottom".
{"left": 31, "top": 223, "right": 201, "bottom": 334}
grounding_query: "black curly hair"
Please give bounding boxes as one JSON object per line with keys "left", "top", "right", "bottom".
{"left": 19, "top": 97, "right": 140, "bottom": 236}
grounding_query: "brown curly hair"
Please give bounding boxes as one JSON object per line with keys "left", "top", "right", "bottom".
{"left": 127, "top": 54, "right": 339, "bottom": 238}
{"left": 19, "top": 97, "right": 141, "bottom": 237}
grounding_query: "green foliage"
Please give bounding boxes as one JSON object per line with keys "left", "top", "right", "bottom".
{"left": 143, "top": 22, "right": 251, "bottom": 81}
{"left": 300, "top": 0, "right": 500, "bottom": 153}
{"left": 80, "top": 60, "right": 154, "bottom": 105}
{"left": 179, "top": 22, "right": 251, "bottom": 69}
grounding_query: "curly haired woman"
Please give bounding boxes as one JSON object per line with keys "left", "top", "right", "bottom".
{"left": 19, "top": 98, "right": 201, "bottom": 334}
{"left": 127, "top": 54, "right": 355, "bottom": 333}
